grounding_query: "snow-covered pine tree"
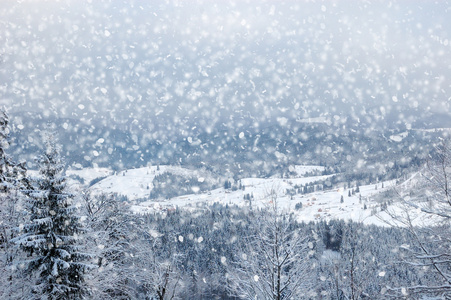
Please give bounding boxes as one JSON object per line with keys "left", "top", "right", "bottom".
{"left": 14, "top": 131, "right": 92, "bottom": 299}
{"left": 0, "top": 108, "right": 27, "bottom": 192}
{"left": 0, "top": 108, "right": 18, "bottom": 252}
{"left": 0, "top": 108, "right": 13, "bottom": 193}
{"left": 0, "top": 109, "right": 29, "bottom": 298}
{"left": 0, "top": 108, "right": 28, "bottom": 260}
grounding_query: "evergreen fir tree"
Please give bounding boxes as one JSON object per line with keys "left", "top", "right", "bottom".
{"left": 0, "top": 109, "right": 27, "bottom": 192}
{"left": 14, "top": 131, "right": 92, "bottom": 299}
{"left": 0, "top": 109, "right": 29, "bottom": 297}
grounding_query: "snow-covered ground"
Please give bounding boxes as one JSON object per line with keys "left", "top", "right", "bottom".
{"left": 73, "top": 164, "right": 431, "bottom": 227}
{"left": 389, "top": 131, "right": 408, "bottom": 142}
{"left": 86, "top": 165, "right": 392, "bottom": 226}
{"left": 142, "top": 180, "right": 395, "bottom": 226}
{"left": 88, "top": 165, "right": 214, "bottom": 200}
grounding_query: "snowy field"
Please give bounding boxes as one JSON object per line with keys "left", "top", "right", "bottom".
{"left": 87, "top": 165, "right": 214, "bottom": 200}
{"left": 132, "top": 176, "right": 396, "bottom": 226}
{"left": 60, "top": 164, "right": 436, "bottom": 226}
{"left": 71, "top": 164, "right": 412, "bottom": 226}
{"left": 65, "top": 164, "right": 437, "bottom": 227}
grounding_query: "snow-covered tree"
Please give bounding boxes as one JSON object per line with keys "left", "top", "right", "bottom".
{"left": 387, "top": 139, "right": 451, "bottom": 298}
{"left": 14, "top": 131, "right": 92, "bottom": 299}
{"left": 320, "top": 221, "right": 377, "bottom": 299}
{"left": 0, "top": 109, "right": 29, "bottom": 298}
{"left": 0, "top": 108, "right": 14, "bottom": 192}
{"left": 136, "top": 237, "right": 183, "bottom": 300}
{"left": 0, "top": 108, "right": 28, "bottom": 197}
{"left": 0, "top": 108, "right": 17, "bottom": 252}
{"left": 83, "top": 191, "right": 185, "bottom": 299}
{"left": 226, "top": 190, "right": 315, "bottom": 299}
{"left": 82, "top": 192, "right": 138, "bottom": 299}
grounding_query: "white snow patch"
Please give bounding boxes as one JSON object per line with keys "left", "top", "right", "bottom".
{"left": 390, "top": 132, "right": 408, "bottom": 142}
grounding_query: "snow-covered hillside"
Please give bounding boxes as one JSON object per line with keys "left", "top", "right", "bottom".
{"left": 74, "top": 164, "right": 403, "bottom": 226}
{"left": 132, "top": 174, "right": 394, "bottom": 226}
{"left": 66, "top": 164, "right": 434, "bottom": 227}
{"left": 66, "top": 167, "right": 112, "bottom": 186}
{"left": 88, "top": 165, "right": 216, "bottom": 200}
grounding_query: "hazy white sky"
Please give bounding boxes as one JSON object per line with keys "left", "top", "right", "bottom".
{"left": 1, "top": 0, "right": 450, "bottom": 131}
